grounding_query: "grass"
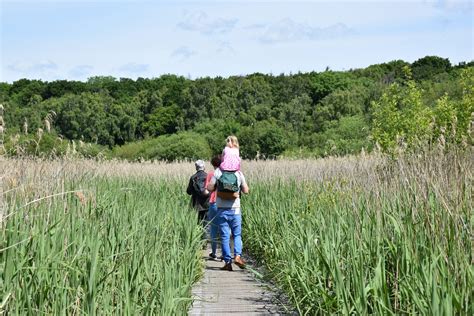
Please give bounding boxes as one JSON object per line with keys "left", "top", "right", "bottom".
{"left": 0, "top": 148, "right": 472, "bottom": 314}
{"left": 1, "top": 175, "right": 203, "bottom": 314}
{"left": 243, "top": 149, "right": 473, "bottom": 314}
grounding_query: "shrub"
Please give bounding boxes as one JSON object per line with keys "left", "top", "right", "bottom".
{"left": 112, "top": 132, "right": 212, "bottom": 161}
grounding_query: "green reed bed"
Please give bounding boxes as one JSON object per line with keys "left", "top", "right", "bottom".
{"left": 1, "top": 178, "right": 202, "bottom": 315}
{"left": 244, "top": 152, "right": 473, "bottom": 315}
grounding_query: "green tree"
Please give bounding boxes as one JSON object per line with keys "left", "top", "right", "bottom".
{"left": 192, "top": 119, "right": 241, "bottom": 154}
{"left": 412, "top": 56, "right": 452, "bottom": 81}
{"left": 355, "top": 60, "right": 409, "bottom": 84}
{"left": 240, "top": 120, "right": 288, "bottom": 159}
{"left": 236, "top": 75, "right": 274, "bottom": 113}
{"left": 1, "top": 57, "right": 471, "bottom": 160}
{"left": 372, "top": 67, "right": 432, "bottom": 151}
{"left": 114, "top": 132, "right": 211, "bottom": 161}
{"left": 142, "top": 105, "right": 182, "bottom": 137}
{"left": 278, "top": 94, "right": 312, "bottom": 136}
{"left": 313, "top": 87, "right": 366, "bottom": 132}
{"left": 315, "top": 115, "right": 370, "bottom": 156}
{"left": 457, "top": 67, "right": 474, "bottom": 142}
{"left": 107, "top": 102, "right": 140, "bottom": 145}
{"left": 431, "top": 68, "right": 474, "bottom": 145}
{"left": 56, "top": 92, "right": 114, "bottom": 145}
{"left": 310, "top": 71, "right": 352, "bottom": 103}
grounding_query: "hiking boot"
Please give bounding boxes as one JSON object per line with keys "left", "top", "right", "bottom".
{"left": 234, "top": 255, "right": 246, "bottom": 269}
{"left": 220, "top": 262, "right": 233, "bottom": 271}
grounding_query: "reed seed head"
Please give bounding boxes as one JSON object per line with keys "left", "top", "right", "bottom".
{"left": 23, "top": 118, "right": 28, "bottom": 135}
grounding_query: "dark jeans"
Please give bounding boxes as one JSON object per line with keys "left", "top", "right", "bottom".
{"left": 197, "top": 210, "right": 207, "bottom": 225}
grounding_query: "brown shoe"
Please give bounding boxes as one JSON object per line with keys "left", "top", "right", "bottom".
{"left": 234, "top": 255, "right": 246, "bottom": 269}
{"left": 220, "top": 262, "right": 233, "bottom": 271}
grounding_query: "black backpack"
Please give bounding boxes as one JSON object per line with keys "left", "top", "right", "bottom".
{"left": 192, "top": 171, "right": 209, "bottom": 198}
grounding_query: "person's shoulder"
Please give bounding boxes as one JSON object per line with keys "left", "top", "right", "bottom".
{"left": 214, "top": 168, "right": 222, "bottom": 177}
{"left": 206, "top": 170, "right": 214, "bottom": 180}
{"left": 236, "top": 170, "right": 246, "bottom": 179}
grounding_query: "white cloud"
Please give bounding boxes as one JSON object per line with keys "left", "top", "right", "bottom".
{"left": 7, "top": 60, "right": 58, "bottom": 74}
{"left": 216, "top": 40, "right": 235, "bottom": 54}
{"left": 258, "top": 18, "right": 353, "bottom": 43}
{"left": 171, "top": 46, "right": 197, "bottom": 60}
{"left": 2, "top": 1, "right": 471, "bottom": 82}
{"left": 243, "top": 23, "right": 267, "bottom": 30}
{"left": 177, "top": 11, "right": 238, "bottom": 35}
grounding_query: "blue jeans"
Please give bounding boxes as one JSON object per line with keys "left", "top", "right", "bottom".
{"left": 217, "top": 208, "right": 242, "bottom": 263}
{"left": 207, "top": 203, "right": 219, "bottom": 256}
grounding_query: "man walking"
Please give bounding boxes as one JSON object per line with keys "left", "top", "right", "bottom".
{"left": 207, "top": 168, "right": 249, "bottom": 271}
{"left": 186, "top": 160, "right": 209, "bottom": 224}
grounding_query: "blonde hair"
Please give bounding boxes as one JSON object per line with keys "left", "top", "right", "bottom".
{"left": 226, "top": 135, "right": 239, "bottom": 148}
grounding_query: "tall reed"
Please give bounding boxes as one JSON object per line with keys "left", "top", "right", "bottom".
{"left": 0, "top": 103, "right": 4, "bottom": 154}
{"left": 1, "top": 174, "right": 203, "bottom": 314}
{"left": 243, "top": 149, "right": 473, "bottom": 314}
{"left": 1, "top": 151, "right": 471, "bottom": 314}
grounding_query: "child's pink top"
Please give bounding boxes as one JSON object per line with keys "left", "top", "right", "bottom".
{"left": 220, "top": 147, "right": 241, "bottom": 171}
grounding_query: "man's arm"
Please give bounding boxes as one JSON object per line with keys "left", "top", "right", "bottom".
{"left": 241, "top": 182, "right": 249, "bottom": 194}
{"left": 240, "top": 172, "right": 249, "bottom": 194}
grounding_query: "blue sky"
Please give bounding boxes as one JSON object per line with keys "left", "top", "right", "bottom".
{"left": 1, "top": 0, "right": 472, "bottom": 82}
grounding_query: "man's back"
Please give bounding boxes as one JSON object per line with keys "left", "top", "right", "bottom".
{"left": 187, "top": 170, "right": 209, "bottom": 211}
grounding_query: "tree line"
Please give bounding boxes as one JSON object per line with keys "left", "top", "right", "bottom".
{"left": 0, "top": 55, "right": 472, "bottom": 160}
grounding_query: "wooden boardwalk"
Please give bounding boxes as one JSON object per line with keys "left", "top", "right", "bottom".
{"left": 189, "top": 246, "right": 288, "bottom": 315}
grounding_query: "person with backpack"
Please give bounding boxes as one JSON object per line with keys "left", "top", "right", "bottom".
{"left": 186, "top": 160, "right": 209, "bottom": 224}
{"left": 207, "top": 166, "right": 249, "bottom": 271}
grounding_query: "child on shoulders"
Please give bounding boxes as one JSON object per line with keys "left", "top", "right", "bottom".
{"left": 220, "top": 135, "right": 241, "bottom": 172}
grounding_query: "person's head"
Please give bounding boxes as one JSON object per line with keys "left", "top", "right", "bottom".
{"left": 194, "top": 159, "right": 205, "bottom": 171}
{"left": 210, "top": 155, "right": 221, "bottom": 169}
{"left": 226, "top": 135, "right": 239, "bottom": 149}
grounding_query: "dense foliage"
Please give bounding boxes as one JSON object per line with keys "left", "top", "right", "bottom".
{"left": 0, "top": 56, "right": 472, "bottom": 160}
